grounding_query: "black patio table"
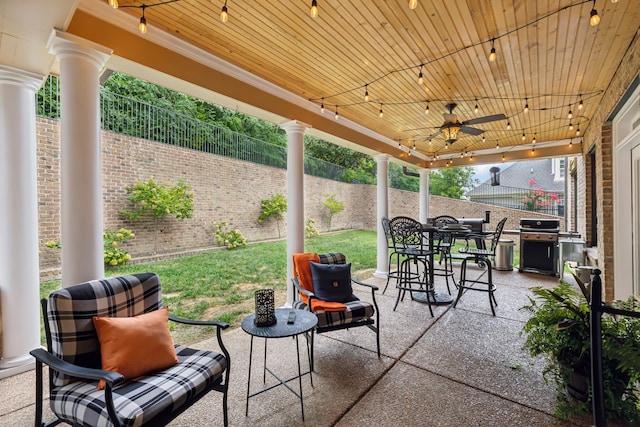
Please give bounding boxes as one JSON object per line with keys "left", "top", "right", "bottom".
{"left": 412, "top": 224, "right": 471, "bottom": 304}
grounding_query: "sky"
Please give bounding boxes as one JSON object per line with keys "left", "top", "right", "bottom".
{"left": 472, "top": 163, "right": 512, "bottom": 184}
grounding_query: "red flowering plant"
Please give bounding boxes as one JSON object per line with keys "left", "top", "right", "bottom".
{"left": 522, "top": 179, "right": 558, "bottom": 212}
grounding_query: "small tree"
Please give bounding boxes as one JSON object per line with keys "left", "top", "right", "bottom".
{"left": 258, "top": 193, "right": 287, "bottom": 238}
{"left": 120, "top": 178, "right": 194, "bottom": 254}
{"left": 322, "top": 193, "right": 344, "bottom": 231}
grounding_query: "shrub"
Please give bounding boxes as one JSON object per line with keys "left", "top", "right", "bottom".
{"left": 214, "top": 222, "right": 247, "bottom": 249}
{"left": 305, "top": 218, "right": 319, "bottom": 238}
{"left": 322, "top": 193, "right": 344, "bottom": 231}
{"left": 258, "top": 193, "right": 287, "bottom": 238}
{"left": 44, "top": 228, "right": 135, "bottom": 267}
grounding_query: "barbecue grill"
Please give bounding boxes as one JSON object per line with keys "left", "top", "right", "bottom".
{"left": 518, "top": 218, "right": 560, "bottom": 276}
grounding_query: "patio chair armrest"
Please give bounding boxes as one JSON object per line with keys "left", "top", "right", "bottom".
{"left": 292, "top": 277, "right": 316, "bottom": 299}
{"left": 30, "top": 348, "right": 124, "bottom": 386}
{"left": 350, "top": 277, "right": 379, "bottom": 291}
{"left": 168, "top": 314, "right": 229, "bottom": 330}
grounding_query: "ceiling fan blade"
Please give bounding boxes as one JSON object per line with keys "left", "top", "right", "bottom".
{"left": 423, "top": 130, "right": 441, "bottom": 141}
{"left": 463, "top": 113, "right": 507, "bottom": 126}
{"left": 460, "top": 126, "right": 484, "bottom": 136}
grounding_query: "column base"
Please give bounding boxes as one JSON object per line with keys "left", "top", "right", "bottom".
{"left": 373, "top": 270, "right": 389, "bottom": 278}
{"left": 0, "top": 354, "right": 35, "bottom": 379}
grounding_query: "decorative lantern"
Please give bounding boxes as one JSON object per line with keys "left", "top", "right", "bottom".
{"left": 254, "top": 289, "right": 276, "bottom": 327}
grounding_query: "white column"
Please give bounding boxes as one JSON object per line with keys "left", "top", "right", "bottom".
{"left": 48, "top": 31, "right": 112, "bottom": 286}
{"left": 419, "top": 168, "right": 430, "bottom": 223}
{"left": 373, "top": 154, "right": 390, "bottom": 278}
{"left": 0, "top": 66, "right": 44, "bottom": 376}
{"left": 280, "top": 121, "right": 308, "bottom": 307}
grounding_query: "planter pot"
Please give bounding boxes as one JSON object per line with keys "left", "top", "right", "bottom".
{"left": 566, "top": 369, "right": 589, "bottom": 402}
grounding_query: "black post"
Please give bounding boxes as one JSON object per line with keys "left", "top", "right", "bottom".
{"left": 590, "top": 269, "right": 606, "bottom": 426}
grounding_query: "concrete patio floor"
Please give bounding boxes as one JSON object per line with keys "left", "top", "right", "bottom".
{"left": 1, "top": 264, "right": 603, "bottom": 426}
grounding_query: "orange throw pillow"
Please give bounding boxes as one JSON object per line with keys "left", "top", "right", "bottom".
{"left": 93, "top": 307, "right": 178, "bottom": 390}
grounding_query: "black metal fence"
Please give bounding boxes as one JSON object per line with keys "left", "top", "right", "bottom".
{"left": 465, "top": 183, "right": 564, "bottom": 216}
{"left": 36, "top": 76, "right": 369, "bottom": 184}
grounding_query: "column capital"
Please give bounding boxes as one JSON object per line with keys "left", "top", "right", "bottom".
{"left": 47, "top": 29, "right": 112, "bottom": 70}
{"left": 373, "top": 153, "right": 390, "bottom": 163}
{"left": 419, "top": 168, "right": 430, "bottom": 177}
{"left": 280, "top": 120, "right": 310, "bottom": 135}
{"left": 0, "top": 65, "right": 44, "bottom": 92}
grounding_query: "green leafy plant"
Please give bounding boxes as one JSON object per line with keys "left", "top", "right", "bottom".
{"left": 257, "top": 193, "right": 287, "bottom": 238}
{"left": 305, "top": 218, "right": 319, "bottom": 238}
{"left": 214, "top": 221, "right": 247, "bottom": 249}
{"left": 521, "top": 275, "right": 640, "bottom": 423}
{"left": 103, "top": 228, "right": 135, "bottom": 267}
{"left": 120, "top": 178, "right": 194, "bottom": 254}
{"left": 44, "top": 228, "right": 135, "bottom": 268}
{"left": 322, "top": 193, "right": 344, "bottom": 231}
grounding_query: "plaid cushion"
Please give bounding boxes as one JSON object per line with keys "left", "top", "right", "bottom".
{"left": 50, "top": 345, "right": 227, "bottom": 427}
{"left": 292, "top": 299, "right": 375, "bottom": 328}
{"left": 318, "top": 252, "right": 346, "bottom": 264}
{"left": 46, "top": 273, "right": 162, "bottom": 386}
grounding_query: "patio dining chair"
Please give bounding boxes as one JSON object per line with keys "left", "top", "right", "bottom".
{"left": 292, "top": 252, "right": 380, "bottom": 370}
{"left": 454, "top": 217, "right": 508, "bottom": 316}
{"left": 388, "top": 216, "right": 437, "bottom": 316}
{"left": 431, "top": 215, "right": 460, "bottom": 294}
{"left": 30, "top": 272, "right": 230, "bottom": 427}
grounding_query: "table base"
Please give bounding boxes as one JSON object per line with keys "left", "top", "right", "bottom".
{"left": 411, "top": 291, "right": 454, "bottom": 305}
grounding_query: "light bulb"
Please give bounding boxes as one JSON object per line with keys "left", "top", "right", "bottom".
{"left": 611, "top": 0, "right": 618, "bottom": 3}
{"left": 576, "top": 127, "right": 581, "bottom": 136}
{"left": 590, "top": 8, "right": 600, "bottom": 26}
{"left": 489, "top": 47, "right": 496, "bottom": 62}
{"left": 379, "top": 106, "right": 383, "bottom": 118}
{"left": 524, "top": 101, "right": 529, "bottom": 113}
{"left": 310, "top": 0, "right": 318, "bottom": 18}
{"left": 531, "top": 146, "right": 535, "bottom": 153}
{"left": 569, "top": 122, "right": 574, "bottom": 131}
{"left": 424, "top": 103, "right": 430, "bottom": 115}
{"left": 502, "top": 154, "right": 505, "bottom": 161}
{"left": 138, "top": 16, "right": 147, "bottom": 34}
{"left": 522, "top": 131, "right": 526, "bottom": 141}
{"left": 496, "top": 143, "right": 500, "bottom": 150}
{"left": 570, "top": 140, "right": 573, "bottom": 146}
{"left": 409, "top": 0, "right": 418, "bottom": 10}
{"left": 413, "top": 143, "right": 416, "bottom": 150}
{"left": 364, "top": 89, "right": 369, "bottom": 102}
{"left": 567, "top": 109, "right": 573, "bottom": 119}
{"left": 506, "top": 121, "right": 511, "bottom": 130}
{"left": 417, "top": 71, "right": 424, "bottom": 85}
{"left": 474, "top": 101, "right": 479, "bottom": 113}
{"left": 334, "top": 110, "right": 339, "bottom": 120}
{"left": 578, "top": 98, "right": 584, "bottom": 110}
{"left": 532, "top": 135, "right": 536, "bottom": 144}
{"left": 220, "top": 5, "right": 229, "bottom": 23}
{"left": 108, "top": 0, "right": 119, "bottom": 9}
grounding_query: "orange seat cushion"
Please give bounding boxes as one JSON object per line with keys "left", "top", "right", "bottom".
{"left": 92, "top": 307, "right": 178, "bottom": 389}
{"left": 293, "top": 252, "right": 347, "bottom": 312}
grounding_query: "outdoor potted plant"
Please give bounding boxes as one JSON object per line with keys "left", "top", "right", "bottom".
{"left": 521, "top": 272, "right": 640, "bottom": 423}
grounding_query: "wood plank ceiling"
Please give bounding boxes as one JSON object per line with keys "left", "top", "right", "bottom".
{"left": 83, "top": 0, "right": 640, "bottom": 165}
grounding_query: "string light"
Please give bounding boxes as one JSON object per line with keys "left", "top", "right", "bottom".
{"left": 470, "top": 154, "right": 474, "bottom": 161}
{"left": 522, "top": 130, "right": 526, "bottom": 141}
{"left": 408, "top": 0, "right": 418, "bottom": 10}
{"left": 488, "top": 38, "right": 497, "bottom": 62}
{"left": 524, "top": 98, "right": 529, "bottom": 113}
{"left": 310, "top": 0, "right": 318, "bottom": 18}
{"left": 474, "top": 99, "right": 479, "bottom": 113}
{"left": 569, "top": 139, "right": 573, "bottom": 146}
{"left": 576, "top": 127, "right": 581, "bottom": 136}
{"left": 532, "top": 134, "right": 536, "bottom": 144}
{"left": 108, "top": 0, "right": 119, "bottom": 8}
{"left": 590, "top": 0, "right": 600, "bottom": 26}
{"left": 578, "top": 95, "right": 584, "bottom": 110}
{"left": 138, "top": 7, "right": 148, "bottom": 34}
{"left": 502, "top": 153, "right": 505, "bottom": 161}
{"left": 569, "top": 122, "right": 574, "bottom": 131}
{"left": 496, "top": 142, "right": 500, "bottom": 150}
{"left": 320, "top": 98, "right": 325, "bottom": 113}
{"left": 567, "top": 109, "right": 573, "bottom": 119}
{"left": 506, "top": 121, "right": 511, "bottom": 130}
{"left": 398, "top": 141, "right": 402, "bottom": 149}
{"left": 334, "top": 105, "right": 339, "bottom": 120}
{"left": 220, "top": 0, "right": 229, "bottom": 23}
{"left": 379, "top": 103, "right": 384, "bottom": 118}
{"left": 364, "top": 84, "right": 370, "bottom": 102}
{"left": 424, "top": 102, "right": 430, "bottom": 115}
{"left": 413, "top": 143, "right": 416, "bottom": 150}
{"left": 417, "top": 65, "right": 424, "bottom": 85}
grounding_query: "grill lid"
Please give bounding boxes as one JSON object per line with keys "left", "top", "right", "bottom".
{"left": 519, "top": 218, "right": 560, "bottom": 231}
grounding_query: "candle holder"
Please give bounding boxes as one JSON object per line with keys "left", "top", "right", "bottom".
{"left": 254, "top": 289, "right": 276, "bottom": 327}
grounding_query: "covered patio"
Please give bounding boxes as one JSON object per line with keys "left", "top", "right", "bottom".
{"left": 2, "top": 268, "right": 598, "bottom": 426}
{"left": 1, "top": 1, "right": 640, "bottom": 424}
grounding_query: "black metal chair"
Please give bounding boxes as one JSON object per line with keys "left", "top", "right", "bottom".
{"left": 382, "top": 216, "right": 417, "bottom": 294}
{"left": 454, "top": 217, "right": 508, "bottom": 316}
{"left": 388, "top": 216, "right": 437, "bottom": 316}
{"left": 431, "top": 215, "right": 460, "bottom": 294}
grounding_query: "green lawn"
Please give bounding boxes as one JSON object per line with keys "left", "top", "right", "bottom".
{"left": 39, "top": 230, "right": 521, "bottom": 344}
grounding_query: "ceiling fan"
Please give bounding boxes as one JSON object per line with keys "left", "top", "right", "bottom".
{"left": 426, "top": 103, "right": 507, "bottom": 144}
